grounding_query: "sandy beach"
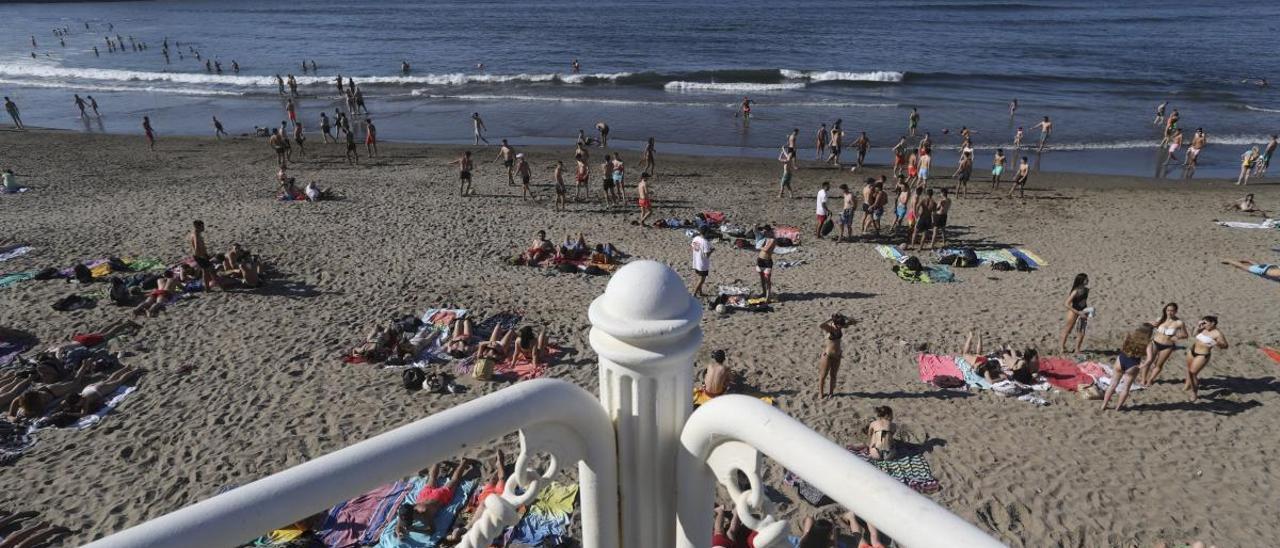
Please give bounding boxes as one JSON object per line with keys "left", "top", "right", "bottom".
{"left": 2, "top": 129, "right": 1279, "bottom": 546}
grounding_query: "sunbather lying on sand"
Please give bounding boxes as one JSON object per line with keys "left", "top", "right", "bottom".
{"left": 397, "top": 459, "right": 473, "bottom": 539}
{"left": 512, "top": 326, "right": 548, "bottom": 367}
{"left": 1223, "top": 258, "right": 1279, "bottom": 279}
{"left": 445, "top": 450, "right": 506, "bottom": 543}
{"left": 443, "top": 319, "right": 475, "bottom": 359}
{"left": 959, "top": 331, "right": 1007, "bottom": 382}
{"left": 133, "top": 272, "right": 181, "bottom": 317}
{"left": 7, "top": 363, "right": 91, "bottom": 420}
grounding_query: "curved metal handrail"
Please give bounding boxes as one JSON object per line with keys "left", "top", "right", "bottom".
{"left": 85, "top": 379, "right": 619, "bottom": 548}
{"left": 675, "top": 395, "right": 1004, "bottom": 548}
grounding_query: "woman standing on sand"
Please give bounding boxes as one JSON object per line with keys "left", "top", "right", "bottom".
{"left": 1185, "top": 316, "right": 1227, "bottom": 401}
{"left": 1100, "top": 323, "right": 1154, "bottom": 411}
{"left": 1141, "top": 303, "right": 1189, "bottom": 385}
{"left": 1237, "top": 147, "right": 1259, "bottom": 185}
{"left": 817, "top": 313, "right": 848, "bottom": 398}
{"left": 1058, "top": 273, "right": 1091, "bottom": 354}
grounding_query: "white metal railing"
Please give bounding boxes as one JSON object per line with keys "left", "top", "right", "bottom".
{"left": 675, "top": 395, "right": 1004, "bottom": 548}
{"left": 83, "top": 379, "right": 618, "bottom": 548}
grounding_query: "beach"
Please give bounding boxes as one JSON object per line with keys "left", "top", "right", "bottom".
{"left": 2, "top": 129, "right": 1278, "bottom": 546}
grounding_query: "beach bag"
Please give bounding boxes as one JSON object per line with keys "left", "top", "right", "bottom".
{"left": 991, "top": 261, "right": 1014, "bottom": 272}
{"left": 1015, "top": 256, "right": 1033, "bottom": 272}
{"left": 73, "top": 264, "right": 93, "bottom": 284}
{"left": 33, "top": 267, "right": 60, "bottom": 280}
{"left": 107, "top": 257, "right": 129, "bottom": 272}
{"left": 959, "top": 248, "right": 979, "bottom": 267}
{"left": 402, "top": 367, "right": 426, "bottom": 390}
{"left": 108, "top": 277, "right": 131, "bottom": 305}
{"left": 472, "top": 358, "right": 495, "bottom": 381}
{"left": 901, "top": 256, "right": 924, "bottom": 273}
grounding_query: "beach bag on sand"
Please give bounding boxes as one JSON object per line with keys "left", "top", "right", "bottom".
{"left": 991, "top": 261, "right": 1014, "bottom": 272}
{"left": 73, "top": 264, "right": 93, "bottom": 284}
{"left": 958, "top": 248, "right": 979, "bottom": 267}
{"left": 900, "top": 256, "right": 924, "bottom": 273}
{"left": 108, "top": 277, "right": 131, "bottom": 306}
{"left": 33, "top": 267, "right": 60, "bottom": 280}
{"left": 472, "top": 358, "right": 495, "bottom": 381}
{"left": 402, "top": 367, "right": 426, "bottom": 390}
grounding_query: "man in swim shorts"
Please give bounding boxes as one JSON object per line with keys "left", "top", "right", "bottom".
{"left": 636, "top": 172, "right": 653, "bottom": 226}
{"left": 815, "top": 181, "right": 831, "bottom": 239}
{"left": 495, "top": 140, "right": 515, "bottom": 185}
{"left": 397, "top": 460, "right": 472, "bottom": 539}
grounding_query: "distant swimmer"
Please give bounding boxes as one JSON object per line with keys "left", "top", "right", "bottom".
{"left": 1153, "top": 101, "right": 1167, "bottom": 126}
{"left": 596, "top": 121, "right": 610, "bottom": 147}
{"left": 401, "top": 60, "right": 411, "bottom": 74}
{"left": 275, "top": 74, "right": 285, "bottom": 95}
{"left": 309, "top": 60, "right": 317, "bottom": 72}
{"left": 142, "top": 116, "right": 156, "bottom": 150}
{"left": 74, "top": 94, "right": 87, "bottom": 118}
{"left": 94, "top": 46, "right": 100, "bottom": 57}
{"left": 232, "top": 60, "right": 239, "bottom": 73}
{"left": 476, "top": 63, "right": 485, "bottom": 71}
{"left": 214, "top": 61, "right": 222, "bottom": 74}
{"left": 736, "top": 96, "right": 753, "bottom": 122}
{"left": 1010, "top": 98, "right": 1018, "bottom": 118}
{"left": 30, "top": 36, "right": 36, "bottom": 48}
{"left": 213, "top": 116, "right": 228, "bottom": 139}
{"left": 205, "top": 60, "right": 212, "bottom": 72}
{"left": 87, "top": 95, "right": 99, "bottom": 116}
{"left": 908, "top": 107, "right": 919, "bottom": 137}
{"left": 1035, "top": 116, "right": 1052, "bottom": 151}
{"left": 471, "top": 112, "right": 489, "bottom": 145}
{"left": 287, "top": 75, "right": 298, "bottom": 96}
{"left": 4, "top": 97, "right": 24, "bottom": 129}
{"left": 571, "top": 59, "right": 581, "bottom": 73}
{"left": 301, "top": 60, "right": 308, "bottom": 73}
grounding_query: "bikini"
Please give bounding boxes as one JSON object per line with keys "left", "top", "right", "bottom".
{"left": 1152, "top": 324, "right": 1178, "bottom": 352}
{"left": 1190, "top": 332, "right": 1215, "bottom": 358}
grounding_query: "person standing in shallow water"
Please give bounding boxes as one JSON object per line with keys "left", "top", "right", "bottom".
{"left": 142, "top": 116, "right": 156, "bottom": 150}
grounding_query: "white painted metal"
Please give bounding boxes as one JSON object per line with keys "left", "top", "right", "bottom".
{"left": 675, "top": 395, "right": 1005, "bottom": 548}
{"left": 84, "top": 379, "right": 618, "bottom": 548}
{"left": 589, "top": 260, "right": 703, "bottom": 548}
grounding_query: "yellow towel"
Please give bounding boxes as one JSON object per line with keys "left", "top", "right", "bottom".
{"left": 264, "top": 522, "right": 307, "bottom": 543}
{"left": 530, "top": 482, "right": 578, "bottom": 517}
{"left": 90, "top": 263, "right": 113, "bottom": 278}
{"left": 692, "top": 387, "right": 774, "bottom": 406}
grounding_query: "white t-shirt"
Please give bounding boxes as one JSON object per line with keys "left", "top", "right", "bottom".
{"left": 816, "top": 188, "right": 829, "bottom": 215}
{"left": 691, "top": 235, "right": 711, "bottom": 272}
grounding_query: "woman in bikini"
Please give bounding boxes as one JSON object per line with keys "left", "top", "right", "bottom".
{"left": 959, "top": 331, "right": 1008, "bottom": 383}
{"left": 1058, "top": 273, "right": 1090, "bottom": 354}
{"left": 1185, "top": 316, "right": 1227, "bottom": 401}
{"left": 1141, "top": 303, "right": 1189, "bottom": 385}
{"left": 1100, "top": 324, "right": 1154, "bottom": 411}
{"left": 8, "top": 363, "right": 90, "bottom": 420}
{"left": 866, "top": 405, "right": 896, "bottom": 460}
{"left": 817, "top": 313, "right": 848, "bottom": 398}
{"left": 511, "top": 326, "right": 548, "bottom": 367}
{"left": 443, "top": 319, "right": 475, "bottom": 359}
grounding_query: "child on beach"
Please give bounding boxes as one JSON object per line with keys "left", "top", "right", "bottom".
{"left": 992, "top": 148, "right": 1007, "bottom": 190}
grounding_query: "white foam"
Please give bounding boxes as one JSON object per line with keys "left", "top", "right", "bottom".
{"left": 411, "top": 92, "right": 677, "bottom": 106}
{"left": 1245, "top": 104, "right": 1280, "bottom": 114}
{"left": 780, "top": 69, "right": 904, "bottom": 83}
{"left": 0, "top": 78, "right": 243, "bottom": 96}
{"left": 945, "top": 134, "right": 1274, "bottom": 152}
{"left": 664, "top": 81, "right": 805, "bottom": 93}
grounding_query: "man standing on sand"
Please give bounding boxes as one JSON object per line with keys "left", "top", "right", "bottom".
{"left": 852, "top": 131, "right": 870, "bottom": 171}
{"left": 908, "top": 107, "right": 919, "bottom": 137}
{"left": 344, "top": 127, "right": 359, "bottom": 164}
{"left": 74, "top": 94, "right": 87, "bottom": 118}
{"left": 495, "top": 140, "right": 515, "bottom": 185}
{"left": 858, "top": 177, "right": 875, "bottom": 232}
{"left": 891, "top": 136, "right": 907, "bottom": 177}
{"left": 867, "top": 179, "right": 888, "bottom": 235}
{"left": 574, "top": 152, "right": 590, "bottom": 201}
{"left": 918, "top": 147, "right": 932, "bottom": 185}
{"left": 212, "top": 116, "right": 228, "bottom": 139}
{"left": 778, "top": 146, "right": 796, "bottom": 198}
{"left": 189, "top": 220, "right": 217, "bottom": 290}
{"left": 600, "top": 153, "right": 615, "bottom": 208}
{"left": 931, "top": 188, "right": 951, "bottom": 250}
{"left": 690, "top": 227, "right": 713, "bottom": 297}
{"left": 636, "top": 172, "right": 653, "bottom": 226}
{"left": 826, "top": 126, "right": 844, "bottom": 166}
{"left": 471, "top": 112, "right": 489, "bottom": 145}
{"left": 837, "top": 184, "right": 857, "bottom": 243}
{"left": 450, "top": 150, "right": 473, "bottom": 196}
{"left": 515, "top": 153, "right": 532, "bottom": 200}
{"left": 908, "top": 188, "right": 935, "bottom": 251}
{"left": 815, "top": 181, "right": 831, "bottom": 239}
{"left": 1010, "top": 156, "right": 1029, "bottom": 197}
{"left": 815, "top": 123, "right": 828, "bottom": 160}
{"left": 269, "top": 129, "right": 288, "bottom": 167}
{"left": 364, "top": 118, "right": 377, "bottom": 157}
{"left": 756, "top": 226, "right": 776, "bottom": 301}
{"left": 285, "top": 98, "right": 297, "bottom": 125}
{"left": 142, "top": 116, "right": 156, "bottom": 150}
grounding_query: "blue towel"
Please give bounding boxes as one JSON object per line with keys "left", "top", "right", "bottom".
{"left": 377, "top": 478, "right": 478, "bottom": 548}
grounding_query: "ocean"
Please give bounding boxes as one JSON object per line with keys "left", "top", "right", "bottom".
{"left": 2, "top": 0, "right": 1279, "bottom": 178}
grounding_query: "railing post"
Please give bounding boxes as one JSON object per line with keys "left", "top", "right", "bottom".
{"left": 589, "top": 260, "right": 703, "bottom": 548}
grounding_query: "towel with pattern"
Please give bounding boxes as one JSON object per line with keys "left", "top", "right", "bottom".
{"left": 317, "top": 480, "right": 411, "bottom": 547}
{"left": 507, "top": 482, "right": 578, "bottom": 547}
{"left": 848, "top": 444, "right": 942, "bottom": 494}
{"left": 0, "top": 245, "right": 33, "bottom": 262}
{"left": 917, "top": 354, "right": 965, "bottom": 387}
{"left": 377, "top": 478, "right": 478, "bottom": 548}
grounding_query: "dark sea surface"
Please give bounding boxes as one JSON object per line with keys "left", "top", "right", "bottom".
{"left": 3, "top": 0, "right": 1279, "bottom": 177}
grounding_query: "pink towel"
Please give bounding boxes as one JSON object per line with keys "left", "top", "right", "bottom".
{"left": 1078, "top": 361, "right": 1110, "bottom": 382}
{"left": 702, "top": 210, "right": 726, "bottom": 224}
{"left": 917, "top": 354, "right": 964, "bottom": 387}
{"left": 1038, "top": 357, "right": 1093, "bottom": 391}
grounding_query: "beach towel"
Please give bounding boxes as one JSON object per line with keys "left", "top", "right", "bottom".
{"left": 875, "top": 244, "right": 906, "bottom": 261}
{"left": 895, "top": 264, "right": 954, "bottom": 283}
{"left": 917, "top": 354, "right": 964, "bottom": 387}
{"left": 125, "top": 257, "right": 167, "bottom": 272}
{"left": 0, "top": 419, "right": 35, "bottom": 466}
{"left": 420, "top": 308, "right": 468, "bottom": 328}
{"left": 317, "top": 480, "right": 410, "bottom": 547}
{"left": 0, "top": 335, "right": 33, "bottom": 368}
{"left": 0, "top": 245, "right": 33, "bottom": 263}
{"left": 701, "top": 210, "right": 727, "bottom": 225}
{"left": 692, "top": 387, "right": 774, "bottom": 406}
{"left": 1215, "top": 218, "right": 1278, "bottom": 229}
{"left": 454, "top": 345, "right": 561, "bottom": 381}
{"left": 252, "top": 522, "right": 308, "bottom": 546}
{"left": 952, "top": 356, "right": 993, "bottom": 390}
{"left": 1010, "top": 248, "right": 1048, "bottom": 267}
{"left": 508, "top": 482, "right": 578, "bottom": 547}
{"left": 773, "top": 225, "right": 801, "bottom": 244}
{"left": 377, "top": 478, "right": 478, "bottom": 548}
{"left": 848, "top": 445, "right": 942, "bottom": 494}
{"left": 782, "top": 471, "right": 832, "bottom": 507}
{"left": 1038, "top": 356, "right": 1093, "bottom": 392}
{"left": 72, "top": 385, "right": 137, "bottom": 429}
{"left": 0, "top": 271, "right": 36, "bottom": 289}
{"left": 1264, "top": 347, "right": 1280, "bottom": 365}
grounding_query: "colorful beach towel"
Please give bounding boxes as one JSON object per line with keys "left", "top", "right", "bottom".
{"left": 849, "top": 445, "right": 942, "bottom": 494}
{"left": 1038, "top": 356, "right": 1093, "bottom": 392}
{"left": 895, "top": 265, "right": 955, "bottom": 283}
{"left": 917, "top": 354, "right": 964, "bottom": 387}
{"left": 875, "top": 244, "right": 906, "bottom": 261}
{"left": 0, "top": 271, "right": 36, "bottom": 289}
{"left": 952, "top": 356, "right": 993, "bottom": 390}
{"left": 377, "top": 478, "right": 478, "bottom": 548}
{"left": 454, "top": 345, "right": 561, "bottom": 381}
{"left": 318, "top": 480, "right": 411, "bottom": 547}
{"left": 508, "top": 482, "right": 578, "bottom": 547}
{"left": 0, "top": 334, "right": 33, "bottom": 368}
{"left": 0, "top": 245, "right": 33, "bottom": 263}
{"left": 72, "top": 385, "right": 137, "bottom": 429}
{"left": 692, "top": 387, "right": 774, "bottom": 406}
{"left": 937, "top": 247, "right": 1047, "bottom": 268}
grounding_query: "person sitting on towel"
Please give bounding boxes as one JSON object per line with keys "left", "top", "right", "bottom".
{"left": 866, "top": 405, "right": 897, "bottom": 460}
{"left": 397, "top": 459, "right": 473, "bottom": 540}
{"left": 702, "top": 349, "right": 733, "bottom": 398}
{"left": 556, "top": 232, "right": 588, "bottom": 260}
{"left": 521, "top": 230, "right": 554, "bottom": 265}
{"left": 511, "top": 326, "right": 548, "bottom": 367}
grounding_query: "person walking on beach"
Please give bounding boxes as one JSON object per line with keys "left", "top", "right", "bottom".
{"left": 778, "top": 146, "right": 796, "bottom": 198}
{"left": 1009, "top": 156, "right": 1030, "bottom": 197}
{"left": 1184, "top": 316, "right": 1227, "bottom": 402}
{"left": 552, "top": 160, "right": 567, "bottom": 211}
{"left": 87, "top": 96, "right": 99, "bottom": 117}
{"left": 991, "top": 148, "right": 1007, "bottom": 190}
{"left": 496, "top": 140, "right": 515, "bottom": 185}
{"left": 815, "top": 123, "right": 828, "bottom": 160}
{"left": 837, "top": 184, "right": 858, "bottom": 242}
{"left": 690, "top": 227, "right": 713, "bottom": 297}
{"left": 756, "top": 226, "right": 776, "bottom": 301}
{"left": 1099, "top": 323, "right": 1155, "bottom": 411}
{"left": 1255, "top": 134, "right": 1277, "bottom": 177}
{"left": 635, "top": 172, "right": 653, "bottom": 226}
{"left": 890, "top": 136, "right": 907, "bottom": 177}
{"left": 642, "top": 137, "right": 657, "bottom": 175}
{"left": 74, "top": 94, "right": 87, "bottom": 118}
{"left": 269, "top": 129, "right": 288, "bottom": 167}
{"left": 212, "top": 116, "right": 228, "bottom": 139}
{"left": 293, "top": 122, "right": 307, "bottom": 158}
{"left": 285, "top": 99, "right": 297, "bottom": 125}
{"left": 364, "top": 118, "right": 377, "bottom": 157}
{"left": 1237, "top": 147, "right": 1259, "bottom": 185}
{"left": 574, "top": 152, "right": 590, "bottom": 201}
{"left": 279, "top": 121, "right": 292, "bottom": 162}
{"left": 450, "top": 150, "right": 474, "bottom": 196}
{"left": 1165, "top": 128, "right": 1183, "bottom": 165}
{"left": 142, "top": 116, "right": 156, "bottom": 150}
{"left": 817, "top": 313, "right": 848, "bottom": 398}
{"left": 1035, "top": 116, "right": 1053, "bottom": 151}
{"left": 815, "top": 181, "right": 831, "bottom": 239}
{"left": 514, "top": 153, "right": 532, "bottom": 200}
{"left": 852, "top": 131, "right": 870, "bottom": 171}
{"left": 1059, "top": 273, "right": 1091, "bottom": 354}
{"left": 600, "top": 153, "right": 615, "bottom": 208}
{"left": 319, "top": 112, "right": 333, "bottom": 143}
{"left": 471, "top": 112, "right": 489, "bottom": 145}
{"left": 189, "top": 220, "right": 218, "bottom": 290}
{"left": 344, "top": 126, "right": 359, "bottom": 164}
{"left": 907, "top": 188, "right": 935, "bottom": 251}
{"left": 1141, "top": 303, "right": 1189, "bottom": 386}
{"left": 596, "top": 121, "right": 610, "bottom": 147}
{"left": 908, "top": 107, "right": 919, "bottom": 137}
{"left": 1153, "top": 101, "right": 1167, "bottom": 126}
{"left": 826, "top": 127, "right": 844, "bottom": 166}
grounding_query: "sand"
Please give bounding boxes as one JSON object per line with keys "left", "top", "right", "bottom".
{"left": 1, "top": 129, "right": 1278, "bottom": 547}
